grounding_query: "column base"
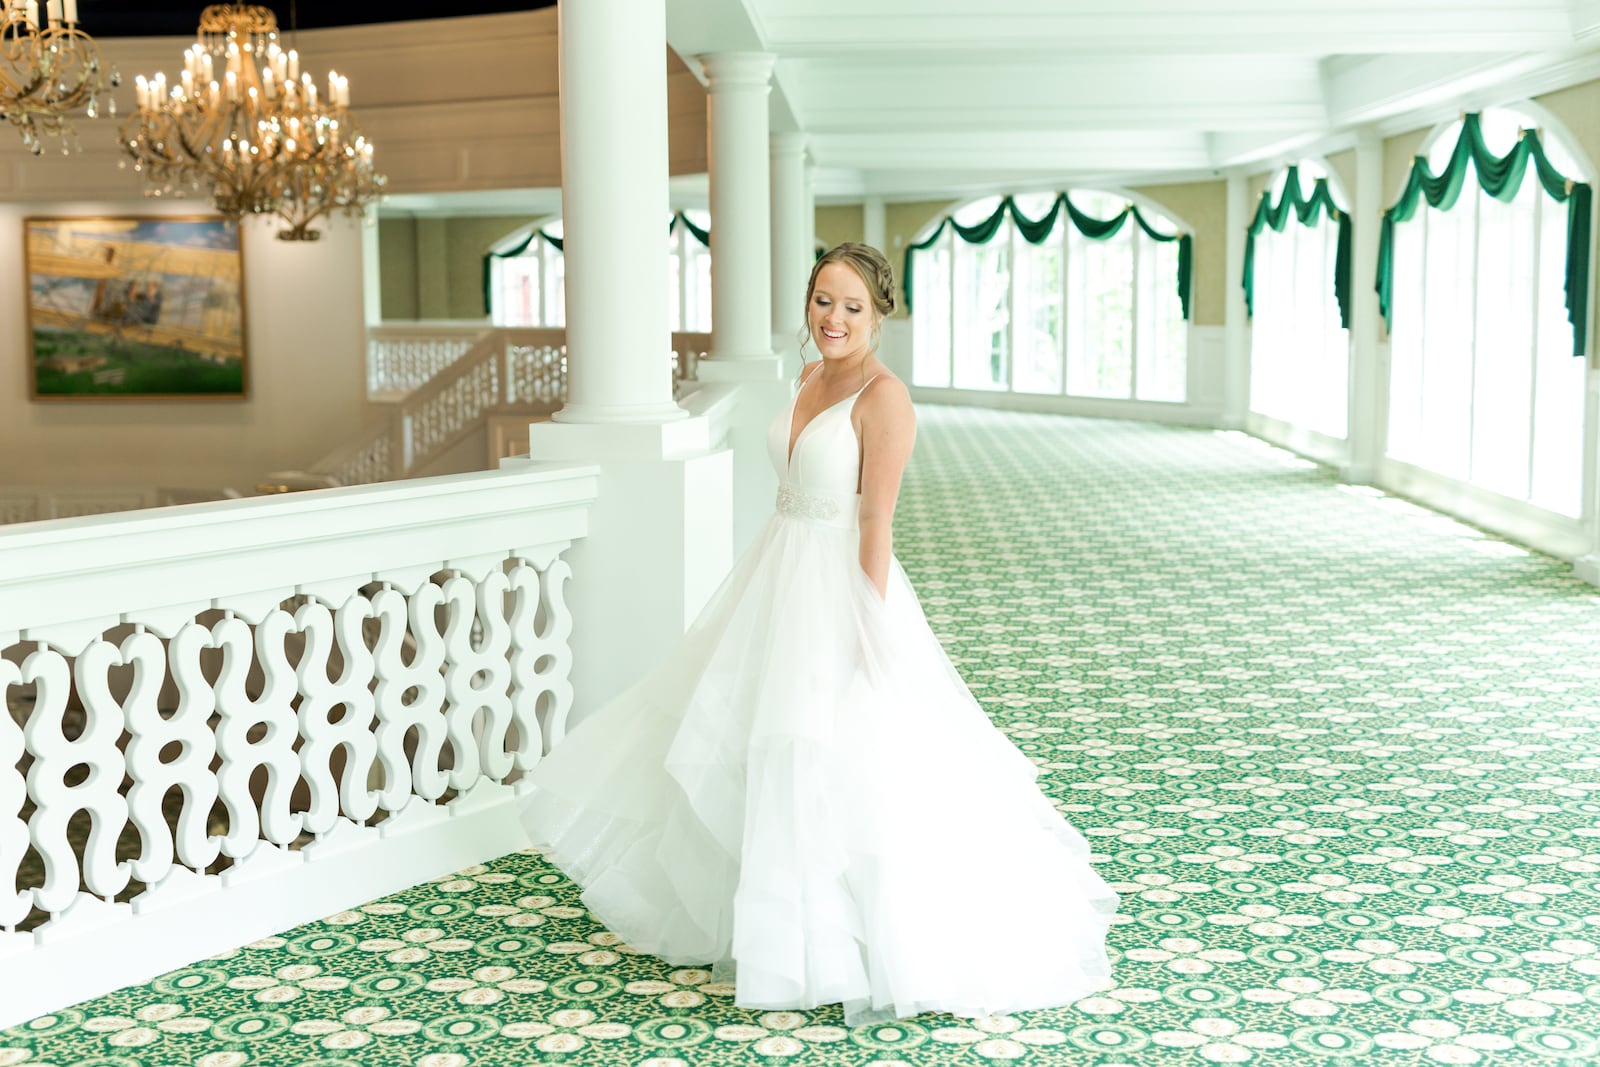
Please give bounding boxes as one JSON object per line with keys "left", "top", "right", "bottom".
{"left": 1339, "top": 461, "right": 1377, "bottom": 486}
{"left": 1575, "top": 554, "right": 1600, "bottom": 588}
{"left": 698, "top": 353, "right": 785, "bottom": 381}
{"left": 512, "top": 417, "right": 733, "bottom": 723}
{"left": 684, "top": 355, "right": 787, "bottom": 554}
{"left": 552, "top": 399, "right": 688, "bottom": 425}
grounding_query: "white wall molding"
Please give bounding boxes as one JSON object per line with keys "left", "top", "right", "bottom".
{"left": 1375, "top": 457, "right": 1591, "bottom": 561}
{"left": 1246, "top": 412, "right": 1351, "bottom": 471}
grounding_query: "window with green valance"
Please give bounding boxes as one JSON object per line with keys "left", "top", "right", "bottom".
{"left": 1243, "top": 164, "right": 1352, "bottom": 330}
{"left": 905, "top": 193, "right": 1192, "bottom": 320}
{"left": 906, "top": 191, "right": 1191, "bottom": 401}
{"left": 1246, "top": 163, "right": 1352, "bottom": 440}
{"left": 483, "top": 212, "right": 712, "bottom": 328}
{"left": 1377, "top": 111, "right": 1592, "bottom": 358}
{"left": 1382, "top": 109, "right": 1593, "bottom": 518}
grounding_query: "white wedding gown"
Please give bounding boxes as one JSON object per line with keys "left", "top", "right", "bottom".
{"left": 521, "top": 377, "right": 1118, "bottom": 1024}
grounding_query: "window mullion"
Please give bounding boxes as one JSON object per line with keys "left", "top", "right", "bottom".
{"left": 1006, "top": 221, "right": 1017, "bottom": 392}
{"left": 1129, "top": 220, "right": 1140, "bottom": 400}
{"left": 1466, "top": 187, "right": 1482, "bottom": 483}
{"left": 1059, "top": 213, "right": 1069, "bottom": 396}
{"left": 535, "top": 241, "right": 546, "bottom": 327}
{"left": 1415, "top": 206, "right": 1430, "bottom": 450}
{"left": 1527, "top": 188, "right": 1543, "bottom": 503}
{"left": 947, "top": 229, "right": 956, "bottom": 389}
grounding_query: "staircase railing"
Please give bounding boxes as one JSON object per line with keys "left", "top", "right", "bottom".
{"left": 367, "top": 321, "right": 488, "bottom": 400}
{"left": 310, "top": 328, "right": 712, "bottom": 487}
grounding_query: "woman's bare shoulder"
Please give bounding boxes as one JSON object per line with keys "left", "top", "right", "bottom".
{"left": 859, "top": 372, "right": 913, "bottom": 422}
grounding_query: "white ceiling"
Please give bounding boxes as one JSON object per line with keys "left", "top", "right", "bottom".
{"left": 667, "top": 0, "right": 1600, "bottom": 200}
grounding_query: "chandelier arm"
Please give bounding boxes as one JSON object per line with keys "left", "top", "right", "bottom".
{"left": 0, "top": 3, "right": 108, "bottom": 151}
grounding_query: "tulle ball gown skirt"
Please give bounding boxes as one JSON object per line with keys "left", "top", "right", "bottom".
{"left": 520, "top": 490, "right": 1118, "bottom": 1024}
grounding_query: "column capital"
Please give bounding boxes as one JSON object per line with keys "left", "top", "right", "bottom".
{"left": 698, "top": 52, "right": 777, "bottom": 91}
{"left": 770, "top": 130, "right": 807, "bottom": 159}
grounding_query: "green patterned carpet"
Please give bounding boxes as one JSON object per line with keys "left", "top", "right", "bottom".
{"left": 7, "top": 408, "right": 1600, "bottom": 1066}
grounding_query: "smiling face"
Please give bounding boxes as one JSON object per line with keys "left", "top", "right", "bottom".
{"left": 808, "top": 261, "right": 879, "bottom": 362}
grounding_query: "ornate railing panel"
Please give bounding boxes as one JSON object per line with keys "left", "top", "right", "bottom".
{"left": 366, "top": 322, "right": 487, "bottom": 399}
{"left": 0, "top": 464, "right": 598, "bottom": 1027}
{"left": 313, "top": 328, "right": 713, "bottom": 487}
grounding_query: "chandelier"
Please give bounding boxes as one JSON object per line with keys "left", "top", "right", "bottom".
{"left": 120, "top": 4, "right": 385, "bottom": 241}
{"left": 0, "top": 0, "right": 114, "bottom": 154}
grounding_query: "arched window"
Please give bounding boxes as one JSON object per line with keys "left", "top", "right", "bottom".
{"left": 909, "top": 191, "right": 1189, "bottom": 401}
{"left": 489, "top": 211, "right": 713, "bottom": 331}
{"left": 1248, "top": 161, "right": 1351, "bottom": 440}
{"left": 1384, "top": 108, "right": 1592, "bottom": 517}
{"left": 490, "top": 220, "right": 565, "bottom": 328}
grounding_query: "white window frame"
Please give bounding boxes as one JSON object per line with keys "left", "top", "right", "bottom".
{"left": 1380, "top": 103, "right": 1599, "bottom": 558}
{"left": 1248, "top": 160, "right": 1352, "bottom": 446}
{"left": 489, "top": 213, "right": 712, "bottom": 331}
{"left": 911, "top": 189, "right": 1189, "bottom": 408}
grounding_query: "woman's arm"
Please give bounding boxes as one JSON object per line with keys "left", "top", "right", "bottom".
{"left": 855, "top": 377, "right": 916, "bottom": 598}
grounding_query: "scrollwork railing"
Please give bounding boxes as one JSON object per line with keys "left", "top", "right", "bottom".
{"left": 367, "top": 322, "right": 488, "bottom": 399}
{"left": 0, "top": 464, "right": 598, "bottom": 1027}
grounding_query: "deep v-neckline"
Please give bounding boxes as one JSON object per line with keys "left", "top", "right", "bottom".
{"left": 786, "top": 376, "right": 869, "bottom": 468}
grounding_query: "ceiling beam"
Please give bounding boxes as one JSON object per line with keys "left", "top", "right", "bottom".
{"left": 807, "top": 130, "right": 1212, "bottom": 173}
{"left": 790, "top": 58, "right": 1324, "bottom": 133}
{"left": 753, "top": 1, "right": 1576, "bottom": 56}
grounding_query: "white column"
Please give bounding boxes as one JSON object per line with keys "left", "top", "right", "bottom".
{"left": 695, "top": 53, "right": 788, "bottom": 558}
{"left": 770, "top": 131, "right": 809, "bottom": 363}
{"left": 702, "top": 52, "right": 777, "bottom": 362}
{"left": 1222, "top": 173, "right": 1251, "bottom": 429}
{"left": 520, "top": 0, "right": 732, "bottom": 722}
{"left": 863, "top": 196, "right": 886, "bottom": 252}
{"left": 552, "top": 0, "right": 682, "bottom": 424}
{"left": 1343, "top": 131, "right": 1387, "bottom": 484}
{"left": 1579, "top": 368, "right": 1600, "bottom": 587}
{"left": 803, "top": 154, "right": 818, "bottom": 260}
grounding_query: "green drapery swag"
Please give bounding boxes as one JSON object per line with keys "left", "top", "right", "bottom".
{"left": 1376, "top": 112, "right": 1593, "bottom": 357}
{"left": 479, "top": 212, "right": 711, "bottom": 316}
{"left": 903, "top": 194, "right": 1194, "bottom": 320}
{"left": 1242, "top": 165, "right": 1353, "bottom": 330}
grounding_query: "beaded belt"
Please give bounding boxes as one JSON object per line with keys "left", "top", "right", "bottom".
{"left": 775, "top": 483, "right": 859, "bottom": 530}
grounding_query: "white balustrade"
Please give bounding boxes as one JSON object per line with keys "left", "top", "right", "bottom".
{"left": 366, "top": 322, "right": 488, "bottom": 400}
{"left": 1, "top": 329, "right": 713, "bottom": 530}
{"left": 314, "top": 328, "right": 712, "bottom": 487}
{"left": 0, "top": 463, "right": 598, "bottom": 1027}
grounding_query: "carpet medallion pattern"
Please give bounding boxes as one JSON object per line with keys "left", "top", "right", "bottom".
{"left": 4, "top": 408, "right": 1599, "bottom": 1066}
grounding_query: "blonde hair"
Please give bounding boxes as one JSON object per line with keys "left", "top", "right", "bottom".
{"left": 798, "top": 243, "right": 896, "bottom": 366}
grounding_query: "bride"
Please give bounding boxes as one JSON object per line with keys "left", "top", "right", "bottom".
{"left": 521, "top": 242, "right": 1118, "bottom": 1025}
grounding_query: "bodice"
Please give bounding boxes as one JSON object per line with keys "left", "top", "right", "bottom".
{"left": 765, "top": 380, "right": 871, "bottom": 530}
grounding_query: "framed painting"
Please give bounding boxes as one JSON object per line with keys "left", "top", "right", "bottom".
{"left": 24, "top": 216, "right": 248, "bottom": 400}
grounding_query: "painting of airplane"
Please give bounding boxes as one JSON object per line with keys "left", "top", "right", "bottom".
{"left": 25, "top": 217, "right": 248, "bottom": 400}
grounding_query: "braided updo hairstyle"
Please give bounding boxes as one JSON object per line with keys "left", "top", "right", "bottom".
{"left": 801, "top": 242, "right": 896, "bottom": 356}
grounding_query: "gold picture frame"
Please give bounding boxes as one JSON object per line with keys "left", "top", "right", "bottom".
{"left": 24, "top": 216, "right": 248, "bottom": 401}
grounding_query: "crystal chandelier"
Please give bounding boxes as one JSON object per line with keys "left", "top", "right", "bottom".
{"left": 120, "top": 4, "right": 385, "bottom": 241}
{"left": 0, "top": 0, "right": 114, "bottom": 154}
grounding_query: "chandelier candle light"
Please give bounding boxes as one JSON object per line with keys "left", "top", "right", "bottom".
{"left": 0, "top": 0, "right": 113, "bottom": 154}
{"left": 121, "top": 4, "right": 385, "bottom": 241}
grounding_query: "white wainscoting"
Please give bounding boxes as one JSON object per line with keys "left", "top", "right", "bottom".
{"left": 1375, "top": 457, "right": 1591, "bottom": 562}
{"left": 1245, "top": 412, "right": 1351, "bottom": 472}
{"left": 904, "top": 323, "right": 1229, "bottom": 427}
